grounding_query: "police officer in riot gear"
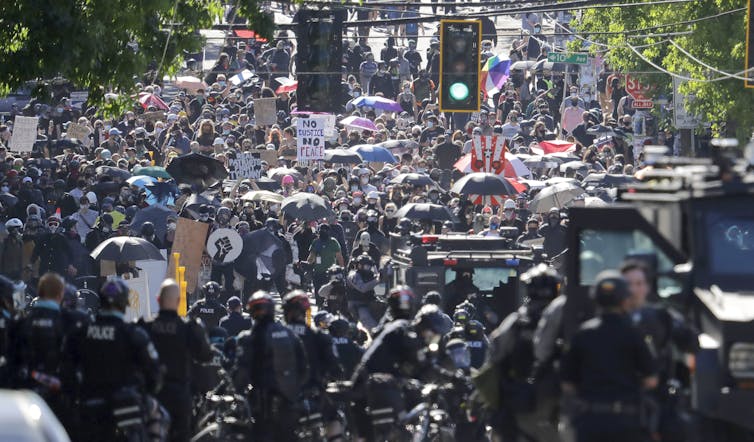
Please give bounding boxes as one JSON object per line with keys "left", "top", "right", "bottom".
{"left": 421, "top": 291, "right": 453, "bottom": 334}
{"left": 621, "top": 259, "right": 698, "bottom": 441}
{"left": 329, "top": 316, "right": 364, "bottom": 379}
{"left": 561, "top": 270, "right": 658, "bottom": 442}
{"left": 219, "top": 295, "right": 252, "bottom": 336}
{"left": 283, "top": 290, "right": 344, "bottom": 440}
{"left": 347, "top": 253, "right": 380, "bottom": 331}
{"left": 188, "top": 281, "right": 228, "bottom": 329}
{"left": 445, "top": 318, "right": 489, "bottom": 369}
{"left": 234, "top": 291, "right": 308, "bottom": 442}
{"left": 484, "top": 263, "right": 563, "bottom": 441}
{"left": 0, "top": 274, "right": 14, "bottom": 388}
{"left": 10, "top": 273, "right": 78, "bottom": 432}
{"left": 139, "top": 278, "right": 213, "bottom": 442}
{"left": 373, "top": 284, "right": 418, "bottom": 337}
{"left": 64, "top": 277, "right": 163, "bottom": 442}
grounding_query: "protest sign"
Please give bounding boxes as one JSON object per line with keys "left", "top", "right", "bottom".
{"left": 206, "top": 228, "right": 244, "bottom": 263}
{"left": 143, "top": 111, "right": 166, "bottom": 125}
{"left": 69, "top": 91, "right": 89, "bottom": 109}
{"left": 228, "top": 152, "right": 263, "bottom": 180}
{"left": 297, "top": 115, "right": 326, "bottom": 162}
{"left": 9, "top": 116, "right": 38, "bottom": 152}
{"left": 167, "top": 217, "right": 209, "bottom": 293}
{"left": 66, "top": 122, "right": 91, "bottom": 147}
{"left": 254, "top": 97, "right": 277, "bottom": 126}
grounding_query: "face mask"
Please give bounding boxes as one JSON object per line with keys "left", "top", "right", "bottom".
{"left": 528, "top": 226, "right": 538, "bottom": 234}
{"left": 490, "top": 223, "right": 499, "bottom": 230}
{"left": 218, "top": 81, "right": 226, "bottom": 88}
{"left": 351, "top": 185, "right": 359, "bottom": 191}
{"left": 223, "top": 129, "right": 230, "bottom": 135}
{"left": 199, "top": 214, "right": 209, "bottom": 222}
{"left": 81, "top": 204, "right": 89, "bottom": 211}
{"left": 571, "top": 100, "right": 578, "bottom": 106}
{"left": 1, "top": 186, "right": 8, "bottom": 193}
{"left": 360, "top": 177, "right": 369, "bottom": 185}
{"left": 57, "top": 107, "right": 64, "bottom": 114}
{"left": 504, "top": 210, "right": 515, "bottom": 220}
{"left": 353, "top": 197, "right": 362, "bottom": 205}
{"left": 549, "top": 216, "right": 559, "bottom": 225}
{"left": 353, "top": 92, "right": 361, "bottom": 98}
{"left": 427, "top": 122, "right": 434, "bottom": 129}
{"left": 404, "top": 87, "right": 410, "bottom": 92}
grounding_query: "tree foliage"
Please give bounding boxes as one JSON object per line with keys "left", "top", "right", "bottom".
{"left": 0, "top": 0, "right": 272, "bottom": 103}
{"left": 574, "top": 0, "right": 754, "bottom": 140}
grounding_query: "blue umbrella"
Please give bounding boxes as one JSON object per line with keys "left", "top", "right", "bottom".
{"left": 350, "top": 144, "right": 398, "bottom": 163}
{"left": 126, "top": 175, "right": 158, "bottom": 188}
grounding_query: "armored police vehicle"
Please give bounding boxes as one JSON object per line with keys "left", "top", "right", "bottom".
{"left": 387, "top": 230, "right": 537, "bottom": 328}
{"left": 563, "top": 150, "right": 754, "bottom": 440}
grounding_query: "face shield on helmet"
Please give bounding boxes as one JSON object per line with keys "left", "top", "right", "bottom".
{"left": 445, "top": 339, "right": 472, "bottom": 370}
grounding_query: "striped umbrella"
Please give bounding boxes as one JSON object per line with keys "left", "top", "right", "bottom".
{"left": 480, "top": 54, "right": 512, "bottom": 98}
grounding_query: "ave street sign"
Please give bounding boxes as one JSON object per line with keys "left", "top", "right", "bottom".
{"left": 632, "top": 99, "right": 654, "bottom": 109}
{"left": 547, "top": 52, "right": 588, "bottom": 65}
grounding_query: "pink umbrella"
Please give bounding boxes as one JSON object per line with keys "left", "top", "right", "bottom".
{"left": 340, "top": 115, "right": 378, "bottom": 132}
{"left": 533, "top": 140, "right": 576, "bottom": 155}
{"left": 138, "top": 93, "right": 169, "bottom": 111}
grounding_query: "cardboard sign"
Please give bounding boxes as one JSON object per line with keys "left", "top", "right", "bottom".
{"left": 228, "top": 152, "right": 263, "bottom": 180}
{"left": 66, "top": 122, "right": 91, "bottom": 147}
{"left": 206, "top": 228, "right": 244, "bottom": 263}
{"left": 142, "top": 111, "right": 166, "bottom": 125}
{"left": 296, "top": 115, "right": 326, "bottom": 162}
{"left": 9, "top": 116, "right": 39, "bottom": 152}
{"left": 167, "top": 217, "right": 209, "bottom": 293}
{"left": 254, "top": 97, "right": 277, "bottom": 126}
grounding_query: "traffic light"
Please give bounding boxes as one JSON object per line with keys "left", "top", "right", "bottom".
{"left": 439, "top": 19, "right": 481, "bottom": 112}
{"left": 295, "top": 9, "right": 346, "bottom": 112}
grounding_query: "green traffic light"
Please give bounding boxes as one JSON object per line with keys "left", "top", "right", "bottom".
{"left": 449, "top": 82, "right": 469, "bottom": 101}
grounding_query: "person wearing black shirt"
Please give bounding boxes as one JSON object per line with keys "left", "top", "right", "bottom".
{"left": 561, "top": 271, "right": 657, "bottom": 442}
{"left": 419, "top": 115, "right": 444, "bottom": 151}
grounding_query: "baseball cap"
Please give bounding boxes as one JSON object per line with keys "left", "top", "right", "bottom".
{"left": 109, "top": 128, "right": 121, "bottom": 136}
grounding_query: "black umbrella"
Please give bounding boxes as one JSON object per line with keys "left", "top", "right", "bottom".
{"left": 130, "top": 205, "right": 175, "bottom": 243}
{"left": 451, "top": 172, "right": 519, "bottom": 196}
{"left": 394, "top": 203, "right": 453, "bottom": 222}
{"left": 531, "top": 59, "right": 569, "bottom": 73}
{"left": 586, "top": 124, "right": 617, "bottom": 136}
{"left": 324, "top": 149, "right": 363, "bottom": 164}
{"left": 390, "top": 173, "right": 437, "bottom": 187}
{"left": 234, "top": 229, "right": 284, "bottom": 279}
{"left": 166, "top": 152, "right": 228, "bottom": 188}
{"left": 91, "top": 181, "right": 122, "bottom": 198}
{"left": 183, "top": 193, "right": 219, "bottom": 212}
{"left": 0, "top": 192, "right": 18, "bottom": 208}
{"left": 582, "top": 173, "right": 637, "bottom": 188}
{"left": 96, "top": 166, "right": 131, "bottom": 181}
{"left": 90, "top": 236, "right": 165, "bottom": 261}
{"left": 281, "top": 192, "right": 334, "bottom": 220}
{"left": 255, "top": 177, "right": 281, "bottom": 191}
{"left": 376, "top": 139, "right": 420, "bottom": 151}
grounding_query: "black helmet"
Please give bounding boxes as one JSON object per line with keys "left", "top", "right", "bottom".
{"left": 354, "top": 253, "right": 374, "bottom": 270}
{"left": 591, "top": 270, "right": 630, "bottom": 307}
{"left": 398, "top": 217, "right": 412, "bottom": 233}
{"left": 283, "top": 290, "right": 311, "bottom": 322}
{"left": 465, "top": 319, "right": 486, "bottom": 337}
{"left": 412, "top": 304, "right": 446, "bottom": 336}
{"left": 339, "top": 210, "right": 353, "bottom": 222}
{"left": 203, "top": 281, "right": 222, "bottom": 300}
{"left": 328, "top": 316, "right": 351, "bottom": 338}
{"left": 141, "top": 221, "right": 155, "bottom": 236}
{"left": 99, "top": 277, "right": 130, "bottom": 311}
{"left": 521, "top": 263, "right": 561, "bottom": 301}
{"left": 455, "top": 300, "right": 477, "bottom": 320}
{"left": 313, "top": 310, "right": 332, "bottom": 329}
{"left": 421, "top": 290, "right": 442, "bottom": 307}
{"left": 327, "top": 265, "right": 344, "bottom": 277}
{"left": 318, "top": 223, "right": 331, "bottom": 236}
{"left": 452, "top": 308, "right": 470, "bottom": 326}
{"left": 387, "top": 285, "right": 417, "bottom": 319}
{"left": 246, "top": 290, "right": 275, "bottom": 320}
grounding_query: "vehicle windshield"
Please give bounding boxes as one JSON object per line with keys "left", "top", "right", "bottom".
{"left": 445, "top": 267, "right": 516, "bottom": 291}
{"left": 704, "top": 207, "right": 754, "bottom": 290}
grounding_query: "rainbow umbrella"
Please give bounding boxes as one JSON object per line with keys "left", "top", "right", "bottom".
{"left": 480, "top": 54, "right": 512, "bottom": 98}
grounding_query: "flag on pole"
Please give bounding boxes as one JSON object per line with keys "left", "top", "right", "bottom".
{"left": 480, "top": 54, "right": 512, "bottom": 98}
